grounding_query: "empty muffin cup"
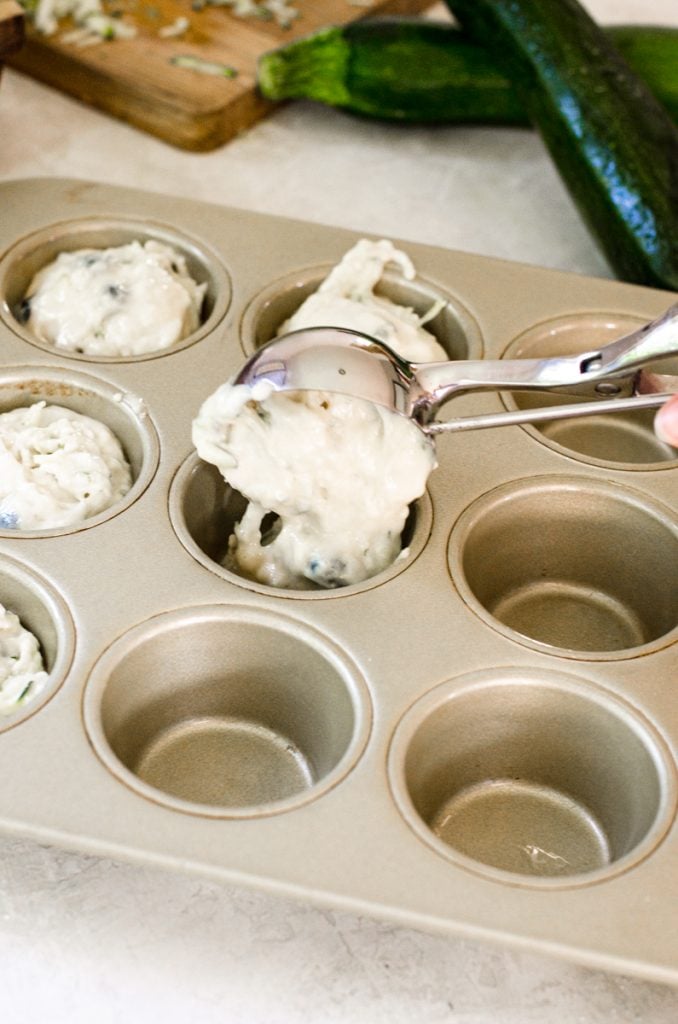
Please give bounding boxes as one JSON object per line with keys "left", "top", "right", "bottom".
{"left": 388, "top": 669, "right": 676, "bottom": 886}
{"left": 169, "top": 452, "right": 433, "bottom": 598}
{"left": 83, "top": 605, "right": 371, "bottom": 816}
{"left": 448, "top": 475, "right": 678, "bottom": 657}
{"left": 0, "top": 365, "right": 159, "bottom": 535}
{"left": 0, "top": 555, "right": 75, "bottom": 730}
{"left": 0, "top": 217, "right": 230, "bottom": 361}
{"left": 501, "top": 313, "right": 678, "bottom": 467}
{"left": 239, "top": 263, "right": 483, "bottom": 361}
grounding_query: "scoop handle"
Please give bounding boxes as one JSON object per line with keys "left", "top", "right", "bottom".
{"left": 412, "top": 303, "right": 678, "bottom": 419}
{"left": 426, "top": 392, "right": 675, "bottom": 435}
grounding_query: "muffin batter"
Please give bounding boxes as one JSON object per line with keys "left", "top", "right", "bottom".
{"left": 0, "top": 402, "right": 132, "bottom": 531}
{"left": 21, "top": 240, "right": 206, "bottom": 357}
{"left": 193, "top": 382, "right": 436, "bottom": 590}
{"left": 193, "top": 238, "right": 444, "bottom": 589}
{"left": 280, "top": 238, "right": 447, "bottom": 362}
{"left": 0, "top": 605, "right": 49, "bottom": 716}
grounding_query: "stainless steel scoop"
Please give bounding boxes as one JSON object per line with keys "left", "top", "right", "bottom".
{"left": 233, "top": 302, "right": 678, "bottom": 436}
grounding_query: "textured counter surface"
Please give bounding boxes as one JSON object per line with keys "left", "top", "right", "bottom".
{"left": 1, "top": 0, "right": 678, "bottom": 1020}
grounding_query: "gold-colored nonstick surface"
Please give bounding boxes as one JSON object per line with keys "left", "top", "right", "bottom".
{"left": 0, "top": 177, "right": 677, "bottom": 985}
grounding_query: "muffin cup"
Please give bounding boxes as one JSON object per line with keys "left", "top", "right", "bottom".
{"left": 0, "top": 217, "right": 231, "bottom": 362}
{"left": 239, "top": 263, "right": 483, "bottom": 361}
{"left": 169, "top": 452, "right": 433, "bottom": 598}
{"left": 0, "top": 365, "right": 160, "bottom": 536}
{"left": 388, "top": 668, "right": 677, "bottom": 887}
{"left": 447, "top": 474, "right": 678, "bottom": 658}
{"left": 83, "top": 605, "right": 371, "bottom": 817}
{"left": 500, "top": 313, "right": 678, "bottom": 468}
{"left": 0, "top": 554, "right": 75, "bottom": 731}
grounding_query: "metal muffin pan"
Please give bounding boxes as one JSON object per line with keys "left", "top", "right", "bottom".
{"left": 0, "top": 177, "right": 677, "bottom": 985}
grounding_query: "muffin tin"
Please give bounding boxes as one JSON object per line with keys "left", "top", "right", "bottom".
{"left": 0, "top": 176, "right": 677, "bottom": 984}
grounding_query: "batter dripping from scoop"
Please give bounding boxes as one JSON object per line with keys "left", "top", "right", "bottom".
{"left": 192, "top": 239, "right": 442, "bottom": 589}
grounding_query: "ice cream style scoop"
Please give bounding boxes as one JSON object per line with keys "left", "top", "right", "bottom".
{"left": 234, "top": 303, "right": 678, "bottom": 436}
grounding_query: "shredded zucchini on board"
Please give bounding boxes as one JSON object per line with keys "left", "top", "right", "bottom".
{"left": 19, "top": 0, "right": 299, "bottom": 38}
{"left": 20, "top": 0, "right": 136, "bottom": 38}
{"left": 171, "top": 54, "right": 237, "bottom": 77}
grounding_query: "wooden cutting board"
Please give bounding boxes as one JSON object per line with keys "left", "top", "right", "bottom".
{"left": 7, "top": 0, "right": 432, "bottom": 150}
{"left": 0, "top": 1, "right": 24, "bottom": 69}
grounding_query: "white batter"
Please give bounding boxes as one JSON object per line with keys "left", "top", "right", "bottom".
{"left": 0, "top": 605, "right": 49, "bottom": 716}
{"left": 0, "top": 402, "right": 132, "bottom": 531}
{"left": 193, "top": 382, "right": 436, "bottom": 590}
{"left": 193, "top": 238, "right": 443, "bottom": 589}
{"left": 280, "top": 238, "right": 447, "bottom": 363}
{"left": 192, "top": 382, "right": 436, "bottom": 589}
{"left": 22, "top": 240, "right": 206, "bottom": 357}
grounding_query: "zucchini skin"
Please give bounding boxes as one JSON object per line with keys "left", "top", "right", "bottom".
{"left": 257, "top": 19, "right": 678, "bottom": 128}
{"left": 258, "top": 19, "right": 525, "bottom": 124}
{"left": 444, "top": 0, "right": 678, "bottom": 290}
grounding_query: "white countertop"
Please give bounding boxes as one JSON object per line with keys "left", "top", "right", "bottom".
{"left": 1, "top": 1, "right": 678, "bottom": 1020}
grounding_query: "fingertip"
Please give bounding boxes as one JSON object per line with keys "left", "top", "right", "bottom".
{"left": 654, "top": 397, "right": 678, "bottom": 449}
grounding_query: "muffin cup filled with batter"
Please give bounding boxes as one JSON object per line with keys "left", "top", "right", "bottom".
{"left": 0, "top": 555, "right": 74, "bottom": 729}
{"left": 240, "top": 239, "right": 483, "bottom": 363}
{"left": 169, "top": 451, "right": 434, "bottom": 597}
{"left": 0, "top": 218, "right": 230, "bottom": 361}
{"left": 0, "top": 365, "right": 159, "bottom": 534}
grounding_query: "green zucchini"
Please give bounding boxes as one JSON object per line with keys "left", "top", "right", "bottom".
{"left": 257, "top": 19, "right": 678, "bottom": 128}
{"left": 444, "top": 0, "right": 678, "bottom": 290}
